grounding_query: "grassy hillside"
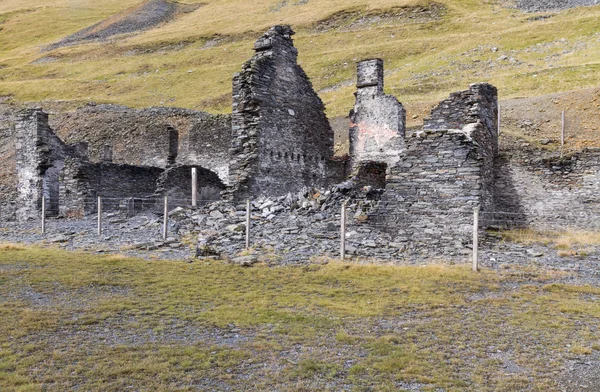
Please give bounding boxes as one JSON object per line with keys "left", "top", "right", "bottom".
{"left": 0, "top": 0, "right": 599, "bottom": 117}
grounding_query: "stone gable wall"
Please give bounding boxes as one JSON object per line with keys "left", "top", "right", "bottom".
{"left": 228, "top": 25, "right": 342, "bottom": 200}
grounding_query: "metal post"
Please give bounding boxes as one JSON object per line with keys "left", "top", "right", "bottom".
{"left": 129, "top": 197, "right": 134, "bottom": 217}
{"left": 473, "top": 207, "right": 479, "bottom": 272}
{"left": 561, "top": 110, "right": 565, "bottom": 147}
{"left": 245, "top": 199, "right": 251, "bottom": 249}
{"left": 97, "top": 196, "right": 102, "bottom": 236}
{"left": 41, "top": 196, "right": 46, "bottom": 234}
{"left": 162, "top": 196, "right": 168, "bottom": 240}
{"left": 340, "top": 201, "right": 347, "bottom": 260}
{"left": 497, "top": 101, "right": 501, "bottom": 136}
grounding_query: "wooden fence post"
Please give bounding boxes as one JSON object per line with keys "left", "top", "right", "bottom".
{"left": 41, "top": 196, "right": 46, "bottom": 234}
{"left": 497, "top": 101, "right": 501, "bottom": 136}
{"left": 191, "top": 167, "right": 198, "bottom": 208}
{"left": 245, "top": 199, "right": 251, "bottom": 249}
{"left": 340, "top": 201, "right": 347, "bottom": 260}
{"left": 473, "top": 207, "right": 479, "bottom": 272}
{"left": 97, "top": 196, "right": 102, "bottom": 236}
{"left": 162, "top": 196, "right": 168, "bottom": 240}
{"left": 561, "top": 110, "right": 565, "bottom": 147}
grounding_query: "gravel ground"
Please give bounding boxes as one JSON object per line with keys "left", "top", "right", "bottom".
{"left": 2, "top": 212, "right": 599, "bottom": 279}
{"left": 514, "top": 0, "right": 599, "bottom": 12}
{"left": 0, "top": 213, "right": 195, "bottom": 261}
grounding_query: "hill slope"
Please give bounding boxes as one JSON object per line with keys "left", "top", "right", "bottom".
{"left": 0, "top": 0, "right": 599, "bottom": 117}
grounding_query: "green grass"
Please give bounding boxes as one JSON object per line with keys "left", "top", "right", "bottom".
{"left": 0, "top": 1, "right": 599, "bottom": 115}
{"left": 0, "top": 246, "right": 599, "bottom": 390}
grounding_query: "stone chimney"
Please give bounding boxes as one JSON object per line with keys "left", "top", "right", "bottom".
{"left": 357, "top": 58, "right": 384, "bottom": 92}
{"left": 349, "top": 59, "right": 406, "bottom": 173}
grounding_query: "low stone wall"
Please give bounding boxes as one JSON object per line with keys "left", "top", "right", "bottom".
{"left": 493, "top": 150, "right": 600, "bottom": 230}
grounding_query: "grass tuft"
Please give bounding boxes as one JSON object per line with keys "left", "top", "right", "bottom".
{"left": 0, "top": 243, "right": 25, "bottom": 251}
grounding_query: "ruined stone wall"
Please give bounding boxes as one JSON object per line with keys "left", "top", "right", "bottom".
{"left": 493, "top": 150, "right": 600, "bottom": 230}
{"left": 229, "top": 25, "right": 340, "bottom": 200}
{"left": 424, "top": 83, "right": 499, "bottom": 142}
{"left": 60, "top": 159, "right": 163, "bottom": 217}
{"left": 349, "top": 59, "right": 406, "bottom": 173}
{"left": 423, "top": 83, "right": 498, "bottom": 214}
{"left": 51, "top": 104, "right": 231, "bottom": 183}
{"left": 368, "top": 84, "right": 498, "bottom": 258}
{"left": 0, "top": 106, "right": 18, "bottom": 220}
{"left": 154, "top": 165, "right": 224, "bottom": 204}
{"left": 14, "top": 109, "right": 86, "bottom": 219}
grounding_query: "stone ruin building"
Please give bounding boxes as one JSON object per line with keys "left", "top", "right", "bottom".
{"left": 1, "top": 24, "right": 599, "bottom": 260}
{"left": 228, "top": 25, "right": 346, "bottom": 200}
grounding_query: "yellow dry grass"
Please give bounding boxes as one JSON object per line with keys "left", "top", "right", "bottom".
{"left": 501, "top": 229, "right": 600, "bottom": 247}
{"left": 0, "top": 243, "right": 25, "bottom": 251}
{"left": 500, "top": 229, "right": 600, "bottom": 257}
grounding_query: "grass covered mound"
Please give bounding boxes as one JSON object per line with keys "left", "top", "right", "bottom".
{"left": 0, "top": 245, "right": 599, "bottom": 390}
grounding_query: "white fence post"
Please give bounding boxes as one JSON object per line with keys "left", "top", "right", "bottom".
{"left": 340, "top": 201, "right": 347, "bottom": 260}
{"left": 473, "top": 207, "right": 479, "bottom": 272}
{"left": 162, "top": 196, "right": 168, "bottom": 240}
{"left": 41, "top": 196, "right": 46, "bottom": 234}
{"left": 245, "top": 199, "right": 251, "bottom": 249}
{"left": 97, "top": 196, "right": 102, "bottom": 236}
{"left": 191, "top": 167, "right": 198, "bottom": 208}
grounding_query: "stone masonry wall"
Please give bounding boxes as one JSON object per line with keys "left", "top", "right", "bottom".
{"left": 14, "top": 109, "right": 87, "bottom": 220}
{"left": 0, "top": 105, "right": 18, "bottom": 220}
{"left": 228, "top": 25, "right": 341, "bottom": 200}
{"left": 154, "top": 165, "right": 224, "bottom": 204}
{"left": 60, "top": 159, "right": 163, "bottom": 217}
{"left": 349, "top": 59, "right": 406, "bottom": 172}
{"left": 368, "top": 83, "right": 498, "bottom": 258}
{"left": 493, "top": 149, "right": 600, "bottom": 230}
{"left": 51, "top": 104, "right": 231, "bottom": 183}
